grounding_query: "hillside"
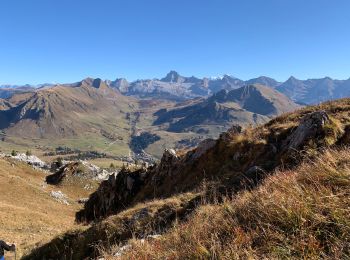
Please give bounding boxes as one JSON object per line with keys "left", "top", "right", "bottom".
{"left": 0, "top": 98, "right": 12, "bottom": 110}
{"left": 2, "top": 73, "right": 349, "bottom": 163}
{"left": 0, "top": 86, "right": 35, "bottom": 99}
{"left": 24, "top": 98, "right": 350, "bottom": 259}
{"left": 0, "top": 78, "right": 137, "bottom": 157}
{"left": 0, "top": 78, "right": 131, "bottom": 138}
{"left": 153, "top": 84, "right": 298, "bottom": 133}
{"left": 119, "top": 147, "right": 350, "bottom": 259}
{"left": 277, "top": 76, "right": 350, "bottom": 104}
{"left": 0, "top": 156, "right": 96, "bottom": 258}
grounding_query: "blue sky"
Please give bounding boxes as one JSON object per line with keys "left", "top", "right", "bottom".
{"left": 0, "top": 0, "right": 349, "bottom": 84}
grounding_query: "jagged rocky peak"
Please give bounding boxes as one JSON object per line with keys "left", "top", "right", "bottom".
{"left": 161, "top": 70, "right": 186, "bottom": 83}
{"left": 80, "top": 77, "right": 94, "bottom": 86}
{"left": 79, "top": 77, "right": 107, "bottom": 89}
{"left": 92, "top": 78, "right": 103, "bottom": 88}
{"left": 286, "top": 76, "right": 301, "bottom": 83}
{"left": 111, "top": 78, "right": 129, "bottom": 92}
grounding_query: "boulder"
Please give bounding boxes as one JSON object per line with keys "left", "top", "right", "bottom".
{"left": 12, "top": 153, "right": 47, "bottom": 168}
{"left": 284, "top": 111, "right": 330, "bottom": 150}
{"left": 50, "top": 190, "right": 69, "bottom": 205}
{"left": 220, "top": 124, "right": 242, "bottom": 142}
{"left": 244, "top": 166, "right": 266, "bottom": 183}
{"left": 190, "top": 138, "right": 216, "bottom": 159}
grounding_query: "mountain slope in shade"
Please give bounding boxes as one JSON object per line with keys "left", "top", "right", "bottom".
{"left": 0, "top": 98, "right": 12, "bottom": 110}
{"left": 0, "top": 86, "right": 35, "bottom": 99}
{"left": 223, "top": 84, "right": 300, "bottom": 116}
{"left": 153, "top": 84, "right": 299, "bottom": 133}
{"left": 276, "top": 76, "right": 350, "bottom": 104}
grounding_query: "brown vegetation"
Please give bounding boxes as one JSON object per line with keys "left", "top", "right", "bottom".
{"left": 0, "top": 158, "right": 91, "bottom": 257}
{"left": 115, "top": 148, "right": 350, "bottom": 259}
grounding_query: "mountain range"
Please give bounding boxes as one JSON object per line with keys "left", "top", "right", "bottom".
{"left": 115, "top": 72, "right": 350, "bottom": 104}
{"left": 3, "top": 71, "right": 350, "bottom": 104}
{"left": 2, "top": 70, "right": 350, "bottom": 160}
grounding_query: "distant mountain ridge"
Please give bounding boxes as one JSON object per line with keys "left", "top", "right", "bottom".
{"left": 110, "top": 71, "right": 245, "bottom": 100}
{"left": 0, "top": 78, "right": 132, "bottom": 139}
{"left": 109, "top": 71, "right": 350, "bottom": 104}
{"left": 276, "top": 76, "right": 350, "bottom": 104}
{"left": 2, "top": 71, "right": 350, "bottom": 104}
{"left": 153, "top": 84, "right": 299, "bottom": 133}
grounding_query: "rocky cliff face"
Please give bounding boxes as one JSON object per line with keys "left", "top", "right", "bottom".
{"left": 76, "top": 148, "right": 194, "bottom": 222}
{"left": 76, "top": 168, "right": 148, "bottom": 222}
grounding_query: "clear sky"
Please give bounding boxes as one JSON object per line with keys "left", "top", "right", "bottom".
{"left": 0, "top": 0, "right": 349, "bottom": 85}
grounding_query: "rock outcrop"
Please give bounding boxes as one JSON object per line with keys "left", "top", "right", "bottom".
{"left": 46, "top": 161, "right": 113, "bottom": 185}
{"left": 11, "top": 153, "right": 47, "bottom": 168}
{"left": 76, "top": 168, "right": 148, "bottom": 222}
{"left": 77, "top": 148, "right": 188, "bottom": 222}
{"left": 284, "top": 111, "right": 330, "bottom": 150}
{"left": 189, "top": 138, "right": 216, "bottom": 159}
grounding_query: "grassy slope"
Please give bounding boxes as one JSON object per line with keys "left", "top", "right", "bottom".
{"left": 23, "top": 193, "right": 199, "bottom": 259}
{"left": 117, "top": 148, "right": 350, "bottom": 259}
{"left": 0, "top": 158, "right": 94, "bottom": 257}
{"left": 0, "top": 83, "right": 135, "bottom": 157}
{"left": 23, "top": 148, "right": 350, "bottom": 259}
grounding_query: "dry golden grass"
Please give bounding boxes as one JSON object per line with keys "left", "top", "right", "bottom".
{"left": 22, "top": 192, "right": 199, "bottom": 259}
{"left": 0, "top": 158, "right": 90, "bottom": 258}
{"left": 118, "top": 148, "right": 350, "bottom": 259}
